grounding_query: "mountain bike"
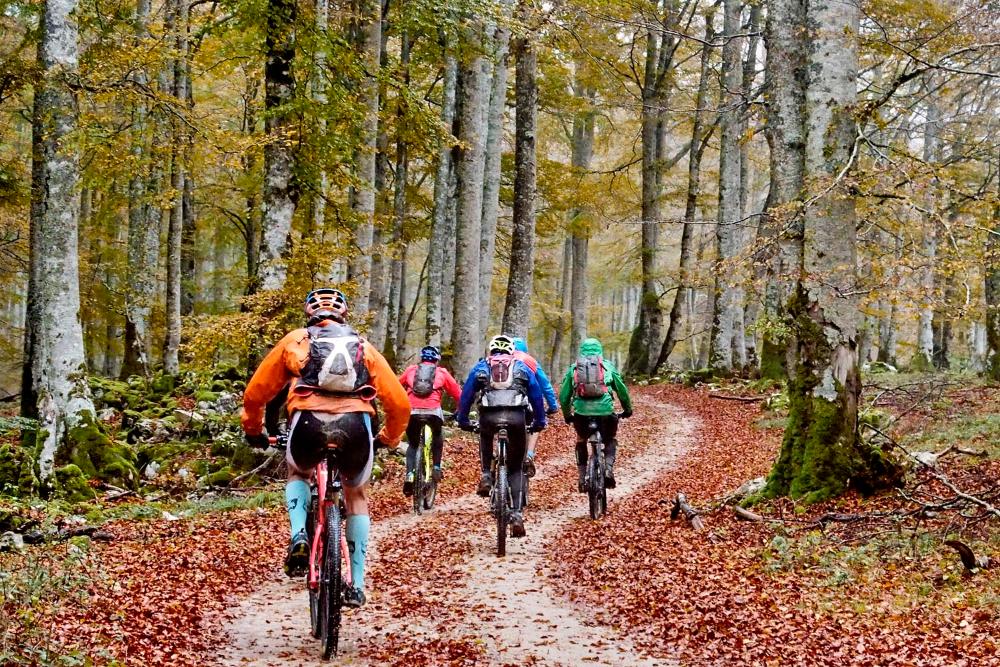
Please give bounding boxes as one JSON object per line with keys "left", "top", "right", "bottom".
{"left": 270, "top": 434, "right": 351, "bottom": 659}
{"left": 412, "top": 420, "right": 437, "bottom": 514}
{"left": 581, "top": 419, "right": 608, "bottom": 520}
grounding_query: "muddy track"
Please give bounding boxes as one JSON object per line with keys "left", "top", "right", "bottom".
{"left": 216, "top": 394, "right": 695, "bottom": 666}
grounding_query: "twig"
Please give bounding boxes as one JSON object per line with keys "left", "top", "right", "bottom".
{"left": 230, "top": 449, "right": 282, "bottom": 487}
{"left": 707, "top": 393, "right": 768, "bottom": 402}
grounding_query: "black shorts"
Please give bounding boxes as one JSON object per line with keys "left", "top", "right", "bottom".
{"left": 286, "top": 410, "right": 374, "bottom": 488}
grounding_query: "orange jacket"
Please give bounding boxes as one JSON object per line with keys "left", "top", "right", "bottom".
{"left": 241, "top": 322, "right": 410, "bottom": 446}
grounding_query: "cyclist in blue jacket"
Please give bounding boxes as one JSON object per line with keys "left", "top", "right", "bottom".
{"left": 456, "top": 335, "right": 546, "bottom": 537}
{"left": 511, "top": 337, "right": 559, "bottom": 478}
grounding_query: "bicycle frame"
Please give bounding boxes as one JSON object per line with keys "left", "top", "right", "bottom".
{"left": 309, "top": 455, "right": 350, "bottom": 594}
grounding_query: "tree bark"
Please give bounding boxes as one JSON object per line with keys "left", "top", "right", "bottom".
{"left": 501, "top": 27, "right": 537, "bottom": 339}
{"left": 709, "top": 0, "right": 746, "bottom": 374}
{"left": 550, "top": 236, "right": 573, "bottom": 372}
{"left": 346, "top": 0, "right": 382, "bottom": 312}
{"left": 914, "top": 90, "right": 941, "bottom": 370}
{"left": 22, "top": 0, "right": 99, "bottom": 484}
{"left": 258, "top": 0, "right": 299, "bottom": 292}
{"left": 479, "top": 13, "right": 512, "bottom": 336}
{"left": 426, "top": 54, "right": 458, "bottom": 347}
{"left": 384, "top": 29, "right": 410, "bottom": 364}
{"left": 569, "top": 59, "right": 595, "bottom": 357}
{"left": 163, "top": 0, "right": 188, "bottom": 375}
{"left": 985, "top": 149, "right": 1000, "bottom": 379}
{"left": 121, "top": 0, "right": 160, "bottom": 378}
{"left": 759, "top": 0, "right": 807, "bottom": 380}
{"left": 450, "top": 43, "right": 490, "bottom": 375}
{"left": 765, "top": 0, "right": 886, "bottom": 502}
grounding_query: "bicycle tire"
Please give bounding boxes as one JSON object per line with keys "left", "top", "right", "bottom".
{"left": 423, "top": 424, "right": 437, "bottom": 510}
{"left": 322, "top": 502, "right": 343, "bottom": 659}
{"left": 308, "top": 495, "right": 321, "bottom": 639}
{"left": 589, "top": 442, "right": 605, "bottom": 520}
{"left": 522, "top": 473, "right": 530, "bottom": 508}
{"left": 496, "top": 464, "right": 508, "bottom": 557}
{"left": 413, "top": 433, "right": 425, "bottom": 515}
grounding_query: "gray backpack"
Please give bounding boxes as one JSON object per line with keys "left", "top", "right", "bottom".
{"left": 412, "top": 363, "right": 437, "bottom": 398}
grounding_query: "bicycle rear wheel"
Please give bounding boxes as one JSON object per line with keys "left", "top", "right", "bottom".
{"left": 413, "top": 434, "right": 425, "bottom": 515}
{"left": 495, "top": 463, "right": 508, "bottom": 557}
{"left": 322, "top": 502, "right": 344, "bottom": 659}
{"left": 589, "top": 445, "right": 606, "bottom": 520}
{"left": 422, "top": 426, "right": 437, "bottom": 510}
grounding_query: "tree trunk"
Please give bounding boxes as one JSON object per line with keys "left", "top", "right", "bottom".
{"left": 450, "top": 47, "right": 490, "bottom": 375}
{"left": 985, "top": 150, "right": 1000, "bottom": 379}
{"left": 500, "top": 28, "right": 537, "bottom": 339}
{"left": 569, "top": 60, "right": 595, "bottom": 357}
{"left": 384, "top": 30, "right": 410, "bottom": 365}
{"left": 258, "top": 0, "right": 299, "bottom": 291}
{"left": 163, "top": 0, "right": 188, "bottom": 375}
{"left": 426, "top": 54, "right": 458, "bottom": 347}
{"left": 709, "top": 0, "right": 746, "bottom": 374}
{"left": 740, "top": 3, "right": 764, "bottom": 369}
{"left": 655, "top": 8, "right": 715, "bottom": 372}
{"left": 121, "top": 0, "right": 160, "bottom": 378}
{"left": 104, "top": 208, "right": 125, "bottom": 378}
{"left": 913, "top": 91, "right": 941, "bottom": 371}
{"left": 180, "top": 60, "right": 196, "bottom": 315}
{"left": 23, "top": 0, "right": 99, "bottom": 485}
{"left": 479, "top": 15, "right": 512, "bottom": 336}
{"left": 310, "top": 0, "right": 329, "bottom": 235}
{"left": 550, "top": 236, "right": 573, "bottom": 373}
{"left": 765, "top": 0, "right": 891, "bottom": 502}
{"left": 241, "top": 77, "right": 261, "bottom": 295}
{"left": 346, "top": 0, "right": 381, "bottom": 312}
{"left": 759, "top": 0, "right": 807, "bottom": 380}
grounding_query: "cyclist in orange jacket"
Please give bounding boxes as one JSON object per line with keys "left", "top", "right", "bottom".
{"left": 241, "top": 288, "right": 410, "bottom": 608}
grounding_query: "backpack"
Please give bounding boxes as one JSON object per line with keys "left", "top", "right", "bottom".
{"left": 486, "top": 354, "right": 516, "bottom": 391}
{"left": 574, "top": 355, "right": 608, "bottom": 398}
{"left": 411, "top": 363, "right": 437, "bottom": 398}
{"left": 298, "top": 323, "right": 370, "bottom": 395}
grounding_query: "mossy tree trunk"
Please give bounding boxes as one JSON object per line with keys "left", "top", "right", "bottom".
{"left": 764, "top": 0, "right": 896, "bottom": 502}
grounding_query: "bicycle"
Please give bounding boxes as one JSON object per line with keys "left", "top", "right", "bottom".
{"left": 411, "top": 420, "right": 437, "bottom": 515}
{"left": 579, "top": 413, "right": 627, "bottom": 520}
{"left": 464, "top": 417, "right": 532, "bottom": 557}
{"left": 269, "top": 434, "right": 351, "bottom": 659}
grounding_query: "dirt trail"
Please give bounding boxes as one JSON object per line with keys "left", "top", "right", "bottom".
{"left": 217, "top": 395, "right": 695, "bottom": 666}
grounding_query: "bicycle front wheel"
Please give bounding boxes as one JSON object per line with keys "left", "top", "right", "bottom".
{"left": 322, "top": 502, "right": 344, "bottom": 659}
{"left": 495, "top": 463, "right": 508, "bottom": 557}
{"left": 413, "top": 434, "right": 425, "bottom": 515}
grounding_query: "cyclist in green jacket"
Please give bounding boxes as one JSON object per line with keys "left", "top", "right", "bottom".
{"left": 559, "top": 337, "right": 633, "bottom": 492}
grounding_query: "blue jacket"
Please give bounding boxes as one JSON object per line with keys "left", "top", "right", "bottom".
{"left": 456, "top": 356, "right": 547, "bottom": 429}
{"left": 512, "top": 337, "right": 558, "bottom": 412}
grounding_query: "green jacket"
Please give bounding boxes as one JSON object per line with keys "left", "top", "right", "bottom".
{"left": 559, "top": 338, "right": 633, "bottom": 419}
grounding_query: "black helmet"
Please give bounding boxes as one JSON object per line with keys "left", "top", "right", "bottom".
{"left": 420, "top": 345, "right": 441, "bottom": 362}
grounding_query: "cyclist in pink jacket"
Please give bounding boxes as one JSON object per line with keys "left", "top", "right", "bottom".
{"left": 398, "top": 345, "right": 462, "bottom": 495}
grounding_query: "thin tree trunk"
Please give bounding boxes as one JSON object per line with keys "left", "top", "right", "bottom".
{"left": 163, "top": 0, "right": 188, "bottom": 374}
{"left": 104, "top": 207, "right": 125, "bottom": 377}
{"left": 121, "top": 0, "right": 160, "bottom": 378}
{"left": 740, "top": 2, "right": 763, "bottom": 369}
{"left": 385, "top": 29, "right": 411, "bottom": 364}
{"left": 258, "top": 0, "right": 299, "bottom": 291}
{"left": 709, "top": 0, "right": 746, "bottom": 374}
{"left": 346, "top": 0, "right": 382, "bottom": 313}
{"left": 550, "top": 236, "right": 573, "bottom": 373}
{"left": 655, "top": 8, "right": 715, "bottom": 372}
{"left": 501, "top": 27, "right": 537, "bottom": 339}
{"left": 985, "top": 148, "right": 1000, "bottom": 379}
{"left": 569, "top": 59, "right": 595, "bottom": 356}
{"left": 310, "top": 0, "right": 329, "bottom": 234}
{"left": 426, "top": 54, "right": 458, "bottom": 347}
{"left": 23, "top": 0, "right": 98, "bottom": 485}
{"left": 479, "top": 12, "right": 512, "bottom": 336}
{"left": 450, "top": 46, "right": 490, "bottom": 375}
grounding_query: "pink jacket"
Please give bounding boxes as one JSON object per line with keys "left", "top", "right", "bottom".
{"left": 398, "top": 363, "right": 462, "bottom": 410}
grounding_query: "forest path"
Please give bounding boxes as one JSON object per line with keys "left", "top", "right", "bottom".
{"left": 216, "top": 394, "right": 695, "bottom": 666}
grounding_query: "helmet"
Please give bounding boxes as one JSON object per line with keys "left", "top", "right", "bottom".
{"left": 487, "top": 335, "right": 515, "bottom": 356}
{"left": 420, "top": 345, "right": 441, "bottom": 363}
{"left": 304, "top": 288, "right": 348, "bottom": 324}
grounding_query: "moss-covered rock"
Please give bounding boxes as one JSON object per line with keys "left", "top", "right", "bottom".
{"left": 55, "top": 464, "right": 97, "bottom": 502}
{"left": 231, "top": 442, "right": 266, "bottom": 471}
{"left": 194, "top": 390, "right": 219, "bottom": 404}
{"left": 151, "top": 373, "right": 176, "bottom": 396}
{"left": 198, "top": 466, "right": 235, "bottom": 487}
{"left": 63, "top": 413, "right": 140, "bottom": 490}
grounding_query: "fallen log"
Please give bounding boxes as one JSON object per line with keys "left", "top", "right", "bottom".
{"left": 708, "top": 393, "right": 768, "bottom": 402}
{"left": 670, "top": 493, "right": 705, "bottom": 531}
{"left": 733, "top": 506, "right": 764, "bottom": 522}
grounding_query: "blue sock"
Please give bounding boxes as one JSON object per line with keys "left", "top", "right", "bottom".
{"left": 346, "top": 514, "right": 371, "bottom": 590}
{"left": 285, "top": 480, "right": 310, "bottom": 538}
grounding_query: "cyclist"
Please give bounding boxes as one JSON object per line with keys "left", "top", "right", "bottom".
{"left": 559, "top": 337, "right": 632, "bottom": 493}
{"left": 398, "top": 345, "right": 462, "bottom": 495}
{"left": 511, "top": 337, "right": 559, "bottom": 478}
{"left": 456, "top": 334, "right": 547, "bottom": 537}
{"left": 241, "top": 288, "right": 410, "bottom": 608}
